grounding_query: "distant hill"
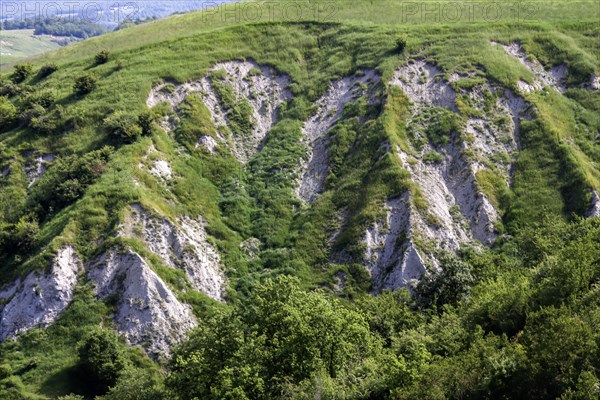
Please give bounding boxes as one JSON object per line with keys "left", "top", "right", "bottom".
{"left": 1, "top": 0, "right": 239, "bottom": 28}
{"left": 0, "top": 29, "right": 60, "bottom": 65}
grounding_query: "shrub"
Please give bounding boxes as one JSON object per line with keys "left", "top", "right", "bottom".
{"left": 137, "top": 111, "right": 156, "bottom": 136}
{"left": 95, "top": 49, "right": 110, "bottom": 65}
{"left": 29, "top": 113, "right": 59, "bottom": 135}
{"left": 0, "top": 81, "right": 22, "bottom": 97}
{"left": 395, "top": 34, "right": 408, "bottom": 53}
{"left": 20, "top": 104, "right": 45, "bottom": 123}
{"left": 425, "top": 108, "right": 461, "bottom": 146}
{"left": 416, "top": 253, "right": 474, "bottom": 310}
{"left": 38, "top": 63, "right": 58, "bottom": 78}
{"left": 74, "top": 73, "right": 98, "bottom": 94}
{"left": 21, "top": 90, "right": 55, "bottom": 109}
{"left": 12, "top": 63, "right": 33, "bottom": 83}
{"left": 229, "top": 100, "right": 255, "bottom": 136}
{"left": 0, "top": 363, "right": 12, "bottom": 380}
{"left": 78, "top": 330, "right": 127, "bottom": 396}
{"left": 103, "top": 111, "right": 142, "bottom": 142}
{"left": 0, "top": 97, "right": 17, "bottom": 127}
{"left": 14, "top": 217, "right": 40, "bottom": 250}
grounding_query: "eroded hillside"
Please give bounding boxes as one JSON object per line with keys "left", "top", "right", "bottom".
{"left": 0, "top": 7, "right": 599, "bottom": 398}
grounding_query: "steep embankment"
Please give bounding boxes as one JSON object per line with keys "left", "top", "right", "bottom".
{"left": 147, "top": 60, "right": 291, "bottom": 162}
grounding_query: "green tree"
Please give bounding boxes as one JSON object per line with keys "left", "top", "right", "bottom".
{"left": 416, "top": 253, "right": 474, "bottom": 310}
{"left": 38, "top": 63, "right": 58, "bottom": 78}
{"left": 13, "top": 217, "right": 39, "bottom": 251}
{"left": 97, "top": 368, "right": 165, "bottom": 400}
{"left": 77, "top": 329, "right": 127, "bottom": 396}
{"left": 168, "top": 276, "right": 378, "bottom": 399}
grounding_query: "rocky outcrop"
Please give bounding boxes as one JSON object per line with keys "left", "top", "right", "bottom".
{"left": 0, "top": 246, "right": 80, "bottom": 340}
{"left": 586, "top": 190, "right": 600, "bottom": 218}
{"left": 390, "top": 60, "right": 457, "bottom": 111}
{"left": 149, "top": 159, "right": 173, "bottom": 182}
{"left": 365, "top": 61, "right": 530, "bottom": 291}
{"left": 147, "top": 60, "right": 291, "bottom": 162}
{"left": 495, "top": 42, "right": 567, "bottom": 93}
{"left": 87, "top": 249, "right": 196, "bottom": 357}
{"left": 590, "top": 75, "right": 600, "bottom": 91}
{"left": 120, "top": 204, "right": 225, "bottom": 300}
{"left": 297, "top": 70, "right": 381, "bottom": 203}
{"left": 24, "top": 154, "right": 55, "bottom": 188}
{"left": 390, "top": 62, "right": 518, "bottom": 247}
{"left": 364, "top": 194, "right": 427, "bottom": 292}
{"left": 196, "top": 135, "right": 218, "bottom": 154}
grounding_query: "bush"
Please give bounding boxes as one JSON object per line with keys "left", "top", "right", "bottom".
{"left": 20, "top": 104, "right": 45, "bottom": 123}
{"left": 423, "top": 150, "right": 444, "bottom": 163}
{"left": 137, "top": 111, "right": 156, "bottom": 136}
{"left": 27, "top": 147, "right": 111, "bottom": 218}
{"left": 95, "top": 49, "right": 110, "bottom": 65}
{"left": 29, "top": 112, "right": 60, "bottom": 135}
{"left": 74, "top": 73, "right": 98, "bottom": 94}
{"left": 396, "top": 34, "right": 408, "bottom": 53}
{"left": 78, "top": 330, "right": 127, "bottom": 397}
{"left": 38, "top": 63, "right": 58, "bottom": 78}
{"left": 103, "top": 111, "right": 142, "bottom": 142}
{"left": 425, "top": 108, "right": 461, "bottom": 146}
{"left": 21, "top": 90, "right": 55, "bottom": 109}
{"left": 0, "top": 81, "right": 22, "bottom": 97}
{"left": 0, "top": 97, "right": 17, "bottom": 128}
{"left": 12, "top": 63, "right": 33, "bottom": 83}
{"left": 416, "top": 253, "right": 474, "bottom": 310}
{"left": 13, "top": 217, "right": 40, "bottom": 251}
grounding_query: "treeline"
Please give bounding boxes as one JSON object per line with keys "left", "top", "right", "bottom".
{"left": 1, "top": 17, "right": 105, "bottom": 38}
{"left": 114, "top": 17, "right": 158, "bottom": 31}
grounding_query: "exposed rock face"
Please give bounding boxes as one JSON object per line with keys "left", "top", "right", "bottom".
{"left": 297, "top": 70, "right": 381, "bottom": 203}
{"left": 147, "top": 60, "right": 291, "bottom": 163}
{"left": 591, "top": 75, "right": 600, "bottom": 91}
{"left": 364, "top": 194, "right": 427, "bottom": 292}
{"left": 586, "top": 190, "right": 600, "bottom": 218}
{"left": 149, "top": 159, "right": 173, "bottom": 182}
{"left": 366, "top": 61, "right": 529, "bottom": 291}
{"left": 0, "top": 246, "right": 80, "bottom": 340}
{"left": 390, "top": 60, "right": 457, "bottom": 111}
{"left": 390, "top": 63, "right": 519, "bottom": 247}
{"left": 87, "top": 249, "right": 196, "bottom": 357}
{"left": 496, "top": 42, "right": 567, "bottom": 93}
{"left": 240, "top": 237, "right": 261, "bottom": 260}
{"left": 24, "top": 154, "right": 55, "bottom": 188}
{"left": 397, "top": 149, "right": 473, "bottom": 247}
{"left": 121, "top": 204, "right": 225, "bottom": 300}
{"left": 196, "top": 135, "right": 218, "bottom": 153}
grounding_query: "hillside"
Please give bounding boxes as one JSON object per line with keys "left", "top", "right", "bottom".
{"left": 0, "top": 30, "right": 60, "bottom": 66}
{"left": 0, "top": 1, "right": 599, "bottom": 399}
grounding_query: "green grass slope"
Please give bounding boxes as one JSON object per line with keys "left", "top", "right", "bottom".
{"left": 0, "top": 30, "right": 60, "bottom": 66}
